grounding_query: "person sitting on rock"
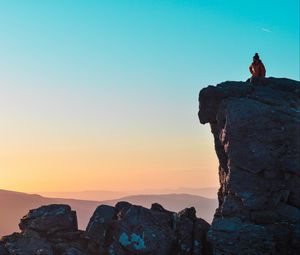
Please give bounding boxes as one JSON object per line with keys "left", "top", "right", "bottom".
{"left": 249, "top": 53, "right": 266, "bottom": 83}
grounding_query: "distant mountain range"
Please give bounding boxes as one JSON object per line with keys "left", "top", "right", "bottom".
{"left": 39, "top": 187, "right": 218, "bottom": 200}
{"left": 0, "top": 189, "right": 218, "bottom": 238}
{"left": 102, "top": 193, "right": 217, "bottom": 222}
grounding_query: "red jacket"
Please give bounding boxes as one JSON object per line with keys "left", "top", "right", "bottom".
{"left": 249, "top": 60, "right": 266, "bottom": 77}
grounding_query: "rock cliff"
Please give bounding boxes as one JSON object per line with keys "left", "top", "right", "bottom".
{"left": 198, "top": 77, "right": 300, "bottom": 254}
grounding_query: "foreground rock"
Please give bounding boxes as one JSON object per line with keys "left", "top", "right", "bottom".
{"left": 1, "top": 205, "right": 87, "bottom": 255}
{"left": 198, "top": 77, "right": 300, "bottom": 254}
{"left": 0, "top": 203, "right": 210, "bottom": 255}
{"left": 86, "top": 202, "right": 210, "bottom": 255}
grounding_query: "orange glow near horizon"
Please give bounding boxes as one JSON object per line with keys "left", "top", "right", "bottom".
{"left": 0, "top": 123, "right": 219, "bottom": 193}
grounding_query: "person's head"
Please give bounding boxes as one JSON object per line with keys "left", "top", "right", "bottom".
{"left": 253, "top": 53, "right": 260, "bottom": 62}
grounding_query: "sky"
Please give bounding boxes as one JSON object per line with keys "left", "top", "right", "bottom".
{"left": 0, "top": 0, "right": 299, "bottom": 193}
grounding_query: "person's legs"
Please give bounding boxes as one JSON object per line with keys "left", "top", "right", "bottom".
{"left": 250, "top": 76, "right": 259, "bottom": 84}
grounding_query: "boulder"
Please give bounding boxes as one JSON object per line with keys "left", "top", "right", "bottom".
{"left": 103, "top": 202, "right": 176, "bottom": 255}
{"left": 19, "top": 204, "right": 78, "bottom": 235}
{"left": 1, "top": 205, "right": 87, "bottom": 255}
{"left": 0, "top": 241, "right": 7, "bottom": 255}
{"left": 2, "top": 233, "right": 53, "bottom": 255}
{"left": 85, "top": 205, "right": 115, "bottom": 254}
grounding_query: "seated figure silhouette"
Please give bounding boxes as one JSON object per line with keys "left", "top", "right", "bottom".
{"left": 249, "top": 53, "right": 266, "bottom": 83}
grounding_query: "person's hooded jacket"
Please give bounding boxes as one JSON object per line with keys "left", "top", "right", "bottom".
{"left": 249, "top": 59, "right": 266, "bottom": 77}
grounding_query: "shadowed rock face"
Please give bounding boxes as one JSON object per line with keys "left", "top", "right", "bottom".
{"left": 0, "top": 203, "right": 210, "bottom": 255}
{"left": 198, "top": 77, "right": 300, "bottom": 255}
{"left": 19, "top": 205, "right": 78, "bottom": 234}
{"left": 1, "top": 204, "right": 87, "bottom": 255}
{"left": 84, "top": 202, "right": 210, "bottom": 255}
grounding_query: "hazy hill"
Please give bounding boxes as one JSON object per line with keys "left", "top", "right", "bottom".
{"left": 101, "top": 193, "right": 217, "bottom": 223}
{"left": 0, "top": 189, "right": 99, "bottom": 237}
{"left": 0, "top": 189, "right": 217, "bottom": 237}
{"left": 39, "top": 187, "right": 218, "bottom": 201}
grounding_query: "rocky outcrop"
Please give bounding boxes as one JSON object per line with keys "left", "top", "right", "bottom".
{"left": 1, "top": 205, "right": 87, "bottom": 255}
{"left": 0, "top": 203, "right": 210, "bottom": 255}
{"left": 198, "top": 77, "right": 300, "bottom": 254}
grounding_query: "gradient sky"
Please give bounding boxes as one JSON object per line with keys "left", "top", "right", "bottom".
{"left": 0, "top": 0, "right": 299, "bottom": 193}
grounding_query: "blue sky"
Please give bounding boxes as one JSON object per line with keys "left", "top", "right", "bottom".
{"left": 0, "top": 0, "right": 299, "bottom": 83}
{"left": 0, "top": 0, "right": 299, "bottom": 192}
